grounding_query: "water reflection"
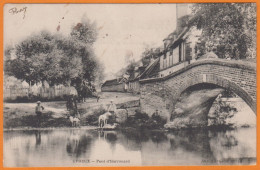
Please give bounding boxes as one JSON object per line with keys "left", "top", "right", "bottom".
{"left": 34, "top": 131, "right": 41, "bottom": 146}
{"left": 4, "top": 127, "right": 256, "bottom": 167}
{"left": 66, "top": 130, "right": 93, "bottom": 158}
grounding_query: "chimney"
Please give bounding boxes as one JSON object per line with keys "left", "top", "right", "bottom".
{"left": 176, "top": 4, "right": 189, "bottom": 19}
{"left": 176, "top": 4, "right": 189, "bottom": 33}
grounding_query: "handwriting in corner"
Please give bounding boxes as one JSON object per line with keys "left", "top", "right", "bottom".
{"left": 9, "top": 7, "right": 27, "bottom": 19}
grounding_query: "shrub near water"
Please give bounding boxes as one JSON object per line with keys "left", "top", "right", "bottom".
{"left": 4, "top": 111, "right": 70, "bottom": 128}
{"left": 123, "top": 109, "right": 167, "bottom": 130}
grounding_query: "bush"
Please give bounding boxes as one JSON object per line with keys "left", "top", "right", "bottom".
{"left": 134, "top": 109, "right": 149, "bottom": 120}
{"left": 123, "top": 110, "right": 166, "bottom": 130}
{"left": 15, "top": 96, "right": 30, "bottom": 102}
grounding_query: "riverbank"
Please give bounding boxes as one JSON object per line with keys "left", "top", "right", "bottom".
{"left": 3, "top": 92, "right": 139, "bottom": 130}
{"left": 4, "top": 104, "right": 255, "bottom": 131}
{"left": 4, "top": 92, "right": 255, "bottom": 131}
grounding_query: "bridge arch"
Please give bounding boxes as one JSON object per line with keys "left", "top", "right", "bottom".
{"left": 173, "top": 74, "right": 256, "bottom": 114}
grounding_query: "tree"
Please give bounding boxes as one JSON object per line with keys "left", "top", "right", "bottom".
{"left": 5, "top": 17, "right": 104, "bottom": 95}
{"left": 115, "top": 47, "right": 162, "bottom": 78}
{"left": 70, "top": 17, "right": 98, "bottom": 45}
{"left": 190, "top": 3, "right": 256, "bottom": 59}
{"left": 141, "top": 47, "right": 161, "bottom": 66}
{"left": 4, "top": 45, "right": 15, "bottom": 76}
{"left": 211, "top": 99, "right": 238, "bottom": 126}
{"left": 115, "top": 59, "right": 139, "bottom": 78}
{"left": 7, "top": 31, "right": 56, "bottom": 86}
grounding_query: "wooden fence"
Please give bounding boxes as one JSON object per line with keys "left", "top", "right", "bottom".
{"left": 4, "top": 86, "right": 77, "bottom": 101}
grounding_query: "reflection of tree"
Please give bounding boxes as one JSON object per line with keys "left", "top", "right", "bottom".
{"left": 220, "top": 135, "right": 238, "bottom": 149}
{"left": 167, "top": 130, "right": 215, "bottom": 162}
{"left": 118, "top": 130, "right": 168, "bottom": 150}
{"left": 209, "top": 130, "right": 238, "bottom": 150}
{"left": 103, "top": 132, "right": 118, "bottom": 152}
{"left": 207, "top": 129, "right": 255, "bottom": 165}
{"left": 122, "top": 129, "right": 149, "bottom": 143}
{"left": 150, "top": 131, "right": 167, "bottom": 144}
{"left": 66, "top": 130, "right": 93, "bottom": 158}
{"left": 106, "top": 132, "right": 117, "bottom": 144}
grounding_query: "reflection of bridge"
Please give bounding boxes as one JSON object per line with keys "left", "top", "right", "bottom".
{"left": 139, "top": 59, "right": 256, "bottom": 122}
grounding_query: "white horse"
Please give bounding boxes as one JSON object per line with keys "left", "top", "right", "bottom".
{"left": 98, "top": 112, "right": 112, "bottom": 128}
{"left": 69, "top": 116, "right": 80, "bottom": 127}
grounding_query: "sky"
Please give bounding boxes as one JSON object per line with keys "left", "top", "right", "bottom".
{"left": 4, "top": 3, "right": 178, "bottom": 80}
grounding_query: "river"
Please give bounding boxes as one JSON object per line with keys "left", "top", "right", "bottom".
{"left": 3, "top": 127, "right": 256, "bottom": 167}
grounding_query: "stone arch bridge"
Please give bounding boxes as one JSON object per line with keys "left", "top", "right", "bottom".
{"left": 139, "top": 59, "right": 256, "bottom": 126}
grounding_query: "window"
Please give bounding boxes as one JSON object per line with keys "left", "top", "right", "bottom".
{"left": 179, "top": 44, "right": 182, "bottom": 62}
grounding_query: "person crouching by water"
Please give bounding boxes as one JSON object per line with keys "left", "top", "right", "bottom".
{"left": 35, "top": 101, "right": 44, "bottom": 127}
{"left": 107, "top": 100, "right": 117, "bottom": 123}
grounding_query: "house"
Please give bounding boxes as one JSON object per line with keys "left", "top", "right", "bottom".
{"left": 157, "top": 4, "right": 201, "bottom": 78}
{"left": 134, "top": 4, "right": 202, "bottom": 81}
{"left": 102, "top": 4, "right": 202, "bottom": 93}
{"left": 127, "top": 66, "right": 145, "bottom": 93}
{"left": 101, "top": 78, "right": 128, "bottom": 92}
{"left": 127, "top": 58, "right": 161, "bottom": 93}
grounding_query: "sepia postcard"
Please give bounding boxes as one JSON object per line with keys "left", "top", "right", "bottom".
{"left": 2, "top": 1, "right": 258, "bottom": 168}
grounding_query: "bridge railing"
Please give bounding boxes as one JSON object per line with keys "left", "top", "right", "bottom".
{"left": 139, "top": 58, "right": 256, "bottom": 84}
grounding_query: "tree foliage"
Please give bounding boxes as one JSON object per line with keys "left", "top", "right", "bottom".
{"left": 191, "top": 3, "right": 256, "bottom": 59}
{"left": 116, "top": 59, "right": 139, "bottom": 77}
{"left": 141, "top": 47, "right": 161, "bottom": 66}
{"left": 116, "top": 47, "right": 162, "bottom": 78}
{"left": 70, "top": 18, "right": 98, "bottom": 45}
{"left": 5, "top": 17, "right": 104, "bottom": 90}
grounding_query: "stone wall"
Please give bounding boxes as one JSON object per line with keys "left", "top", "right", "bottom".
{"left": 116, "top": 100, "right": 140, "bottom": 116}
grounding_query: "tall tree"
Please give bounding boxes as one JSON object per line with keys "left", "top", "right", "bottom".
{"left": 190, "top": 3, "right": 256, "bottom": 59}
{"left": 5, "top": 17, "right": 104, "bottom": 92}
{"left": 8, "top": 31, "right": 56, "bottom": 86}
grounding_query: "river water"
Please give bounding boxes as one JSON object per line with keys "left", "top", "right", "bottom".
{"left": 3, "top": 127, "right": 256, "bottom": 167}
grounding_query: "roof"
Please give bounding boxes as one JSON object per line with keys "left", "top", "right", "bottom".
{"left": 166, "top": 27, "right": 189, "bottom": 51}
{"left": 163, "top": 13, "right": 200, "bottom": 53}
{"left": 136, "top": 58, "right": 160, "bottom": 80}
{"left": 128, "top": 66, "right": 146, "bottom": 81}
{"left": 102, "top": 78, "right": 124, "bottom": 87}
{"left": 163, "top": 31, "right": 177, "bottom": 41}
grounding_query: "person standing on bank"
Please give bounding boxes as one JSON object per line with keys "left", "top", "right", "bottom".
{"left": 107, "top": 100, "right": 117, "bottom": 123}
{"left": 107, "top": 100, "right": 117, "bottom": 114}
{"left": 35, "top": 101, "right": 44, "bottom": 127}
